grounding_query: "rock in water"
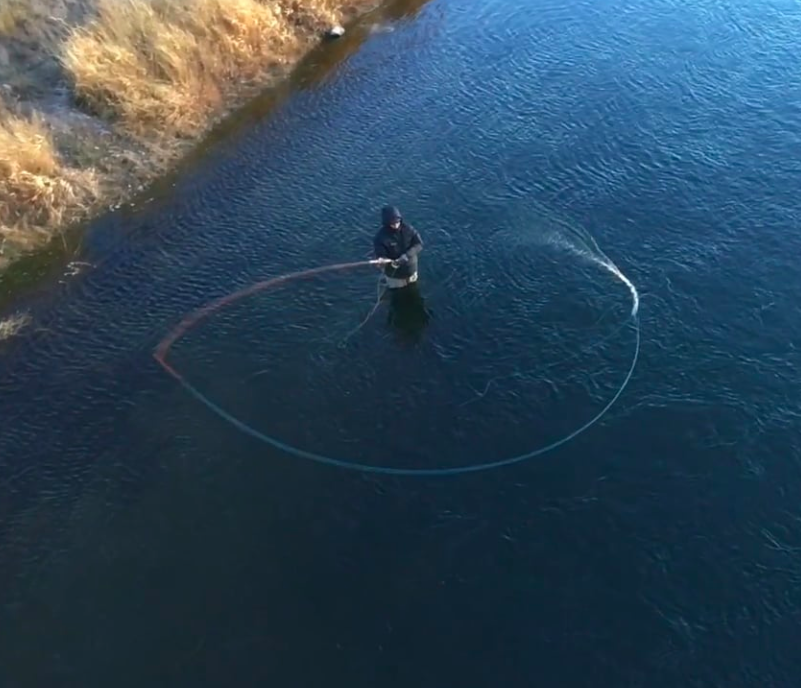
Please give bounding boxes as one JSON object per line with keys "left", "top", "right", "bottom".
{"left": 326, "top": 25, "right": 345, "bottom": 39}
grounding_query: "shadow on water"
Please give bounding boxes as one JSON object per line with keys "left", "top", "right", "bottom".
{"left": 386, "top": 282, "right": 433, "bottom": 345}
{"left": 0, "top": 0, "right": 436, "bottom": 313}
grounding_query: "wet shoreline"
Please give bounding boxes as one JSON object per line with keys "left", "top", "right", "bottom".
{"left": 0, "top": 0, "right": 433, "bottom": 327}
{"left": 0, "top": 0, "right": 398, "bottom": 280}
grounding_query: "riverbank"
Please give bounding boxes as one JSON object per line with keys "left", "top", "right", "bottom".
{"left": 0, "top": 0, "right": 380, "bottom": 272}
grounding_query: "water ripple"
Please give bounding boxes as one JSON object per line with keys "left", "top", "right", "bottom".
{"left": 3, "top": 0, "right": 801, "bottom": 682}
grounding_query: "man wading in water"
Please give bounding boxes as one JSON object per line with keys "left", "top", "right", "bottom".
{"left": 373, "top": 205, "right": 430, "bottom": 338}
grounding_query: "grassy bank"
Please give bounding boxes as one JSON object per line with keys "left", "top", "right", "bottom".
{"left": 0, "top": 0, "right": 377, "bottom": 271}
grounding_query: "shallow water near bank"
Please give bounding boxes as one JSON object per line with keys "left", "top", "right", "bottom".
{"left": 3, "top": 0, "right": 801, "bottom": 685}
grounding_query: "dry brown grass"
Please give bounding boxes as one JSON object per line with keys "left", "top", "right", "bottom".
{"left": 0, "top": 99, "right": 100, "bottom": 255}
{"left": 0, "top": 0, "right": 79, "bottom": 44}
{"left": 0, "top": 0, "right": 47, "bottom": 37}
{"left": 0, "top": 0, "right": 371, "bottom": 269}
{"left": 62, "top": 0, "right": 341, "bottom": 137}
{"left": 0, "top": 2, "right": 25, "bottom": 35}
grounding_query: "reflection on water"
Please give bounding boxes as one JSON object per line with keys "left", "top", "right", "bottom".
{"left": 385, "top": 282, "right": 432, "bottom": 343}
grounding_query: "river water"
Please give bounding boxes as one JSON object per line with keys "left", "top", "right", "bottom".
{"left": 2, "top": 0, "right": 801, "bottom": 685}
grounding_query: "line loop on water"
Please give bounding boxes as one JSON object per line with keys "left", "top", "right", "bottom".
{"left": 154, "top": 256, "right": 640, "bottom": 476}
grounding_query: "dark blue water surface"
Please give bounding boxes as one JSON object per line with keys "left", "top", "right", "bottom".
{"left": 3, "top": 0, "right": 801, "bottom": 684}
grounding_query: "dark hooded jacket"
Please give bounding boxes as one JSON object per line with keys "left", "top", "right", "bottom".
{"left": 373, "top": 206, "right": 423, "bottom": 280}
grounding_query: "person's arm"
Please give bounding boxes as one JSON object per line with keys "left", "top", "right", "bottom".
{"left": 401, "top": 226, "right": 423, "bottom": 261}
{"left": 374, "top": 233, "right": 387, "bottom": 259}
{"left": 374, "top": 234, "right": 390, "bottom": 266}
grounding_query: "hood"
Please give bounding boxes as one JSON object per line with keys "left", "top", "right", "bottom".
{"left": 381, "top": 205, "right": 402, "bottom": 227}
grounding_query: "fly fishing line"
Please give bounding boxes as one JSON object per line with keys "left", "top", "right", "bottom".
{"left": 154, "top": 244, "right": 640, "bottom": 476}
